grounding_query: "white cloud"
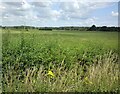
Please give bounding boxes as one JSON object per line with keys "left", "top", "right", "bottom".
{"left": 111, "top": 11, "right": 118, "bottom": 17}
{"left": 1, "top": 0, "right": 118, "bottom": 26}
{"left": 59, "top": 2, "right": 112, "bottom": 21}
{"left": 84, "top": 17, "right": 98, "bottom": 26}
{"left": 2, "top": 0, "right": 119, "bottom": 2}
{"left": 0, "top": 5, "right": 6, "bottom": 10}
{"left": 89, "top": 2, "right": 113, "bottom": 9}
{"left": 20, "top": 0, "right": 31, "bottom": 10}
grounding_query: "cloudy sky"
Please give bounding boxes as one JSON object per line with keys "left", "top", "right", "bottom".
{"left": 0, "top": 0, "right": 119, "bottom": 27}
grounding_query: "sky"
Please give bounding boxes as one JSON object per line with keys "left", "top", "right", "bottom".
{"left": 0, "top": 0, "right": 119, "bottom": 27}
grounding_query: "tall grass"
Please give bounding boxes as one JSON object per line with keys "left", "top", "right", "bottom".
{"left": 2, "top": 52, "right": 119, "bottom": 92}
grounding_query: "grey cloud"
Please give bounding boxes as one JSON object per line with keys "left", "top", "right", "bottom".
{"left": 30, "top": 1, "right": 52, "bottom": 7}
{"left": 3, "top": 2, "right": 22, "bottom": 7}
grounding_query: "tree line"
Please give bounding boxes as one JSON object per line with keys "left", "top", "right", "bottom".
{"left": 87, "top": 25, "right": 118, "bottom": 31}
{"left": 0, "top": 25, "right": 119, "bottom": 32}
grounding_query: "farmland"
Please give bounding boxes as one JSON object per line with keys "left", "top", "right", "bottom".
{"left": 1, "top": 29, "right": 119, "bottom": 92}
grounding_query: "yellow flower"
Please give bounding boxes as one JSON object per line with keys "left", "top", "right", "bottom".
{"left": 84, "top": 77, "right": 93, "bottom": 85}
{"left": 48, "top": 70, "right": 55, "bottom": 77}
{"left": 85, "top": 77, "right": 88, "bottom": 81}
{"left": 33, "top": 79, "right": 36, "bottom": 83}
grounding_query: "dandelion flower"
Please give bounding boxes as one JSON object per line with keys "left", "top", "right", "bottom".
{"left": 48, "top": 70, "right": 55, "bottom": 77}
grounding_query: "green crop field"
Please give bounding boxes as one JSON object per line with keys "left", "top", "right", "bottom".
{"left": 1, "top": 29, "right": 119, "bottom": 92}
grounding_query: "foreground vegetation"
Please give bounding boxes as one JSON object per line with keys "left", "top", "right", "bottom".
{"left": 2, "top": 29, "right": 119, "bottom": 92}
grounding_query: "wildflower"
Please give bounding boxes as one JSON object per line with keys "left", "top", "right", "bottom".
{"left": 48, "top": 70, "right": 55, "bottom": 77}
{"left": 84, "top": 77, "right": 93, "bottom": 85}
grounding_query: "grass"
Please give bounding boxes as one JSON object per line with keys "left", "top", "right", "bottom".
{"left": 1, "top": 29, "right": 119, "bottom": 92}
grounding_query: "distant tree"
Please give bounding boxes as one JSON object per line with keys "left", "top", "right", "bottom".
{"left": 2, "top": 26, "right": 6, "bottom": 29}
{"left": 100, "top": 26, "right": 108, "bottom": 31}
{"left": 87, "top": 25, "right": 96, "bottom": 31}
